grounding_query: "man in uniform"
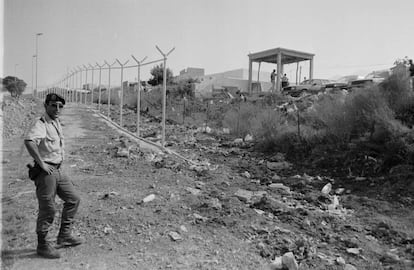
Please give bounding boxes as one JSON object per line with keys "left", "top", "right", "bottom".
{"left": 25, "top": 93, "right": 82, "bottom": 259}
{"left": 282, "top": 74, "right": 289, "bottom": 88}
{"left": 270, "top": 69, "right": 277, "bottom": 92}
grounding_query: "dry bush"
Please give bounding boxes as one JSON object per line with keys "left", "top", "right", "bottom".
{"left": 222, "top": 102, "right": 261, "bottom": 137}
{"left": 379, "top": 71, "right": 411, "bottom": 111}
{"left": 304, "top": 95, "right": 352, "bottom": 142}
{"left": 304, "top": 86, "right": 404, "bottom": 143}
{"left": 395, "top": 96, "right": 414, "bottom": 127}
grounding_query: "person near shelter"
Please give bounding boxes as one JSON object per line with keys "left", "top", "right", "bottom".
{"left": 271, "top": 69, "right": 277, "bottom": 91}
{"left": 24, "top": 93, "right": 82, "bottom": 259}
{"left": 282, "top": 74, "right": 289, "bottom": 88}
{"left": 409, "top": 59, "right": 414, "bottom": 90}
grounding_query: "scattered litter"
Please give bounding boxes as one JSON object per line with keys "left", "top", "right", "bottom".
{"left": 185, "top": 187, "right": 201, "bottom": 196}
{"left": 194, "top": 181, "right": 205, "bottom": 189}
{"left": 266, "top": 161, "right": 292, "bottom": 171}
{"left": 233, "top": 138, "right": 243, "bottom": 144}
{"left": 335, "top": 188, "right": 345, "bottom": 195}
{"left": 180, "top": 225, "right": 188, "bottom": 232}
{"left": 116, "top": 147, "right": 130, "bottom": 158}
{"left": 346, "top": 248, "right": 361, "bottom": 255}
{"left": 142, "top": 194, "right": 156, "bottom": 203}
{"left": 206, "top": 198, "right": 222, "bottom": 210}
{"left": 336, "top": 256, "right": 346, "bottom": 265}
{"left": 321, "top": 183, "right": 332, "bottom": 195}
{"left": 254, "top": 209, "right": 265, "bottom": 215}
{"left": 234, "top": 189, "right": 253, "bottom": 203}
{"left": 244, "top": 134, "right": 253, "bottom": 142}
{"left": 268, "top": 183, "right": 291, "bottom": 193}
{"left": 168, "top": 231, "right": 182, "bottom": 241}
{"left": 222, "top": 127, "right": 230, "bottom": 134}
{"left": 100, "top": 191, "right": 120, "bottom": 199}
{"left": 327, "top": 195, "right": 340, "bottom": 211}
{"left": 193, "top": 213, "right": 208, "bottom": 222}
{"left": 103, "top": 225, "right": 113, "bottom": 234}
{"left": 242, "top": 171, "right": 251, "bottom": 178}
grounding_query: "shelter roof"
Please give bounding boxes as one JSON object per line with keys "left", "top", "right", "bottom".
{"left": 248, "top": 47, "right": 314, "bottom": 65}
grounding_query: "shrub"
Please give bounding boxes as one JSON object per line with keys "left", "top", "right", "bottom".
{"left": 222, "top": 102, "right": 262, "bottom": 137}
{"left": 379, "top": 70, "right": 411, "bottom": 111}
{"left": 304, "top": 86, "right": 399, "bottom": 143}
{"left": 395, "top": 96, "right": 414, "bottom": 127}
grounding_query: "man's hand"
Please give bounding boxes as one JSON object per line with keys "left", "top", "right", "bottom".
{"left": 39, "top": 161, "right": 54, "bottom": 175}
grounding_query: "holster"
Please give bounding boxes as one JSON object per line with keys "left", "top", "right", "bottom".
{"left": 27, "top": 163, "right": 43, "bottom": 181}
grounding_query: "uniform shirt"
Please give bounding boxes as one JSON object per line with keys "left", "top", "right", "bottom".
{"left": 26, "top": 113, "right": 64, "bottom": 164}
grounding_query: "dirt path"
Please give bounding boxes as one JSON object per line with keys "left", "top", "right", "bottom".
{"left": 1, "top": 104, "right": 266, "bottom": 270}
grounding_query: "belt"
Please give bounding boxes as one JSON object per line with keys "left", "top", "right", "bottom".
{"left": 45, "top": 162, "right": 62, "bottom": 169}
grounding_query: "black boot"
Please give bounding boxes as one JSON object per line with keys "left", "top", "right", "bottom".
{"left": 57, "top": 226, "right": 82, "bottom": 248}
{"left": 56, "top": 234, "right": 82, "bottom": 248}
{"left": 37, "top": 233, "right": 61, "bottom": 259}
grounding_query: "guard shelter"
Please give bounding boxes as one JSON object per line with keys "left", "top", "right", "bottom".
{"left": 248, "top": 47, "right": 315, "bottom": 93}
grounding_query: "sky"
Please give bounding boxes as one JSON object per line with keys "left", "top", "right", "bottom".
{"left": 2, "top": 0, "right": 414, "bottom": 91}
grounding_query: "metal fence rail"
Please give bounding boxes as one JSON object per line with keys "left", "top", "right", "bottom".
{"left": 38, "top": 46, "right": 174, "bottom": 148}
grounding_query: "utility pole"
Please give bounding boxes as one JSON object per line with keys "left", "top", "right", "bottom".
{"left": 35, "top": 33, "right": 43, "bottom": 97}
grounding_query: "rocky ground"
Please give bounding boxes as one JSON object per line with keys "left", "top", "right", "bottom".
{"left": 1, "top": 96, "right": 413, "bottom": 269}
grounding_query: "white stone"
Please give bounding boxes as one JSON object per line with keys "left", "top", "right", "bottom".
{"left": 168, "top": 231, "right": 182, "bottom": 241}
{"left": 234, "top": 189, "right": 253, "bottom": 203}
{"left": 269, "top": 183, "right": 291, "bottom": 193}
{"left": 244, "top": 134, "right": 253, "bottom": 142}
{"left": 282, "top": 252, "right": 298, "bottom": 270}
{"left": 242, "top": 171, "right": 251, "bottom": 178}
{"left": 346, "top": 248, "right": 361, "bottom": 255}
{"left": 321, "top": 183, "right": 332, "bottom": 194}
{"left": 233, "top": 138, "right": 243, "bottom": 144}
{"left": 269, "top": 256, "right": 283, "bottom": 269}
{"left": 335, "top": 188, "right": 345, "bottom": 194}
{"left": 222, "top": 128, "right": 230, "bottom": 134}
{"left": 142, "top": 194, "right": 155, "bottom": 203}
{"left": 336, "top": 256, "right": 346, "bottom": 265}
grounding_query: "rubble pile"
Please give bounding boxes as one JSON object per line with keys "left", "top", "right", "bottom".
{"left": 2, "top": 96, "right": 41, "bottom": 139}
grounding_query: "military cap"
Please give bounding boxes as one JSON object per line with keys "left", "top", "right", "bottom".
{"left": 45, "top": 93, "right": 66, "bottom": 105}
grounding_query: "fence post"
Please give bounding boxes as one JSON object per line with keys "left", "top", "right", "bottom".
{"left": 83, "top": 64, "right": 89, "bottom": 104}
{"left": 131, "top": 55, "right": 147, "bottom": 137}
{"left": 115, "top": 59, "right": 129, "bottom": 128}
{"left": 155, "top": 46, "right": 175, "bottom": 147}
{"left": 89, "top": 63, "right": 95, "bottom": 105}
{"left": 96, "top": 62, "right": 104, "bottom": 111}
{"left": 104, "top": 60, "right": 116, "bottom": 118}
{"left": 77, "top": 66, "right": 83, "bottom": 104}
{"left": 71, "top": 70, "right": 75, "bottom": 103}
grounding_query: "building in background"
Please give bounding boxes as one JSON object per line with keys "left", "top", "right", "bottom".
{"left": 175, "top": 67, "right": 205, "bottom": 81}
{"left": 194, "top": 68, "right": 272, "bottom": 98}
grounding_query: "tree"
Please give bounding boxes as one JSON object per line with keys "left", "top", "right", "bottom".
{"left": 2, "top": 76, "right": 27, "bottom": 98}
{"left": 169, "top": 78, "right": 197, "bottom": 98}
{"left": 148, "top": 64, "right": 173, "bottom": 86}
